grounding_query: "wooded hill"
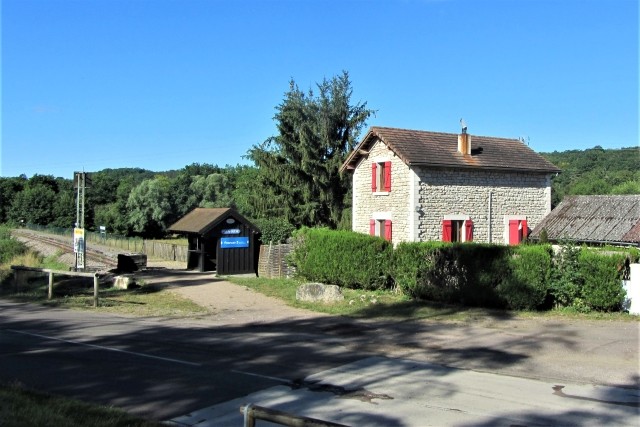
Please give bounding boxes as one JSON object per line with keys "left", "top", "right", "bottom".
{"left": 540, "top": 146, "right": 639, "bottom": 206}
{"left": 1, "top": 144, "right": 636, "bottom": 241}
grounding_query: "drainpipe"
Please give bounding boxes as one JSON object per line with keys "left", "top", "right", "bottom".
{"left": 488, "top": 191, "right": 493, "bottom": 243}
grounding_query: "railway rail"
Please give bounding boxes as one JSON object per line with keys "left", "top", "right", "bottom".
{"left": 12, "top": 229, "right": 118, "bottom": 270}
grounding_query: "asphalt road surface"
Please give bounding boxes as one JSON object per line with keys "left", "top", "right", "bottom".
{"left": 1, "top": 298, "right": 638, "bottom": 426}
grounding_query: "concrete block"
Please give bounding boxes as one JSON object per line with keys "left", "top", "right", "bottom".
{"left": 113, "top": 275, "right": 136, "bottom": 290}
{"left": 296, "top": 283, "right": 344, "bottom": 303}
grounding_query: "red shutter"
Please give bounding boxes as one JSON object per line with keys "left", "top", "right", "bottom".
{"left": 509, "top": 220, "right": 520, "bottom": 245}
{"left": 384, "top": 220, "right": 392, "bottom": 241}
{"left": 521, "top": 219, "right": 528, "bottom": 241}
{"left": 465, "top": 219, "right": 474, "bottom": 242}
{"left": 442, "top": 220, "right": 452, "bottom": 242}
{"left": 383, "top": 161, "right": 392, "bottom": 192}
{"left": 369, "top": 219, "right": 376, "bottom": 236}
{"left": 371, "top": 163, "right": 377, "bottom": 192}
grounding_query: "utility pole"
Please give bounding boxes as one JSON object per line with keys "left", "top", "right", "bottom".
{"left": 74, "top": 172, "right": 88, "bottom": 271}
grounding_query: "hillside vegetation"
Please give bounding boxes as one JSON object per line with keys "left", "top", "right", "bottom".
{"left": 1, "top": 145, "right": 638, "bottom": 240}
{"left": 541, "top": 146, "right": 639, "bottom": 207}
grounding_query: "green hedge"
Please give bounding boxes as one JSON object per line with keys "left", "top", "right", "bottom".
{"left": 498, "top": 245, "right": 552, "bottom": 310}
{"left": 578, "top": 250, "right": 627, "bottom": 312}
{"left": 290, "top": 228, "right": 393, "bottom": 290}
{"left": 289, "top": 228, "right": 632, "bottom": 312}
{"left": 396, "top": 243, "right": 511, "bottom": 307}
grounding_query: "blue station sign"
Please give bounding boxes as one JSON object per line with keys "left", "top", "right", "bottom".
{"left": 220, "top": 237, "right": 249, "bottom": 249}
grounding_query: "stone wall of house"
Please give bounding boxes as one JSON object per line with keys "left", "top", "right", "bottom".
{"left": 352, "top": 138, "right": 411, "bottom": 245}
{"left": 415, "top": 167, "right": 552, "bottom": 244}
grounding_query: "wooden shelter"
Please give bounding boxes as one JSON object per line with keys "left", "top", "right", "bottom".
{"left": 168, "top": 208, "right": 261, "bottom": 274}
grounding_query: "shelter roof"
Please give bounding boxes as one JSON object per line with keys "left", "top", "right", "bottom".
{"left": 168, "top": 208, "right": 259, "bottom": 235}
{"left": 529, "top": 195, "right": 640, "bottom": 245}
{"left": 341, "top": 126, "right": 560, "bottom": 173}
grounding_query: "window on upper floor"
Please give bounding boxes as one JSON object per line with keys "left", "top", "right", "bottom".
{"left": 371, "top": 161, "right": 391, "bottom": 193}
{"left": 442, "top": 218, "right": 473, "bottom": 242}
{"left": 370, "top": 218, "right": 392, "bottom": 241}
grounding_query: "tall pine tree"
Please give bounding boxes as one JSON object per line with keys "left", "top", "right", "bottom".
{"left": 248, "top": 71, "right": 373, "bottom": 228}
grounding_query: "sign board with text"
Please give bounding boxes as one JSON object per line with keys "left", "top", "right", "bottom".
{"left": 220, "top": 237, "right": 249, "bottom": 249}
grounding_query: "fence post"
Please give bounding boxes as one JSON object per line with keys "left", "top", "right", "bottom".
{"left": 48, "top": 271, "right": 53, "bottom": 300}
{"left": 93, "top": 274, "right": 99, "bottom": 308}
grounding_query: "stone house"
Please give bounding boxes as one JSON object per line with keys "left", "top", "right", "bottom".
{"left": 340, "top": 126, "right": 560, "bottom": 245}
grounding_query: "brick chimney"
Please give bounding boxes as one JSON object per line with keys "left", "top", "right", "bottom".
{"left": 458, "top": 129, "right": 471, "bottom": 155}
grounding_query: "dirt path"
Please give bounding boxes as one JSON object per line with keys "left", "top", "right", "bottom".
{"left": 137, "top": 267, "right": 326, "bottom": 325}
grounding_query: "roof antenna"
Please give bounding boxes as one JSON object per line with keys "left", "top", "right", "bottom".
{"left": 460, "top": 118, "right": 467, "bottom": 134}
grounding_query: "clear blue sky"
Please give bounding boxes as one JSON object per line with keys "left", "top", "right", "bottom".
{"left": 1, "top": 0, "right": 638, "bottom": 179}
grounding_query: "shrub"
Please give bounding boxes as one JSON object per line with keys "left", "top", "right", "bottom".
{"left": 392, "top": 241, "right": 446, "bottom": 297}
{"left": 290, "top": 228, "right": 393, "bottom": 290}
{"left": 0, "top": 237, "right": 27, "bottom": 264}
{"left": 578, "top": 250, "right": 626, "bottom": 312}
{"left": 255, "top": 217, "right": 295, "bottom": 244}
{"left": 394, "top": 242, "right": 511, "bottom": 307}
{"left": 549, "top": 242, "right": 582, "bottom": 308}
{"left": 498, "top": 245, "right": 552, "bottom": 310}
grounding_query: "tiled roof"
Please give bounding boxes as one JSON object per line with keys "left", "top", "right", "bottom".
{"left": 529, "top": 195, "right": 640, "bottom": 245}
{"left": 341, "top": 126, "right": 560, "bottom": 173}
{"left": 168, "top": 208, "right": 259, "bottom": 235}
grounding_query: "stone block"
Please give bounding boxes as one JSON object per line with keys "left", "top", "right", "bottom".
{"left": 296, "top": 283, "right": 344, "bottom": 303}
{"left": 113, "top": 275, "right": 136, "bottom": 290}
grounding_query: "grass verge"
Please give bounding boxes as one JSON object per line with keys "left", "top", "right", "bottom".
{"left": 0, "top": 381, "right": 164, "bottom": 427}
{"left": 226, "top": 276, "right": 639, "bottom": 323}
{"left": 0, "top": 272, "right": 208, "bottom": 317}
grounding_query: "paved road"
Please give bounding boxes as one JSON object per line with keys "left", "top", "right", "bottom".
{"left": 1, "top": 298, "right": 638, "bottom": 425}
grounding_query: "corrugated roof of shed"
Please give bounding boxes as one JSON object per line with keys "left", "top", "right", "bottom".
{"left": 341, "top": 126, "right": 560, "bottom": 173}
{"left": 530, "top": 195, "right": 640, "bottom": 244}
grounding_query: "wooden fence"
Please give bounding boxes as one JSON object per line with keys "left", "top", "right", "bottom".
{"left": 258, "top": 243, "right": 294, "bottom": 278}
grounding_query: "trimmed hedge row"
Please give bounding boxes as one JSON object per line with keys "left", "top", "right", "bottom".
{"left": 290, "top": 228, "right": 634, "bottom": 312}
{"left": 290, "top": 228, "right": 393, "bottom": 290}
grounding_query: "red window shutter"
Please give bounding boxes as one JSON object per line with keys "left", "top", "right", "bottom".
{"left": 371, "top": 163, "right": 377, "bottom": 192}
{"left": 442, "top": 220, "right": 452, "bottom": 242}
{"left": 465, "top": 219, "right": 474, "bottom": 242}
{"left": 509, "top": 220, "right": 520, "bottom": 245}
{"left": 369, "top": 219, "right": 376, "bottom": 236}
{"left": 521, "top": 219, "right": 528, "bottom": 240}
{"left": 383, "top": 161, "right": 392, "bottom": 192}
{"left": 384, "top": 220, "right": 392, "bottom": 241}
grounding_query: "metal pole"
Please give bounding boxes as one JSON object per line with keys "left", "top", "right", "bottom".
{"left": 239, "top": 404, "right": 349, "bottom": 427}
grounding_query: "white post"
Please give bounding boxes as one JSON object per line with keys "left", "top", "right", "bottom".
{"left": 623, "top": 264, "right": 640, "bottom": 315}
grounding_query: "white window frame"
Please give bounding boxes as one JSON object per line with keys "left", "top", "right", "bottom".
{"left": 443, "top": 214, "right": 472, "bottom": 243}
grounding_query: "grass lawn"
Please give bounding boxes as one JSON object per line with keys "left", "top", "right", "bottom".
{"left": 0, "top": 382, "right": 164, "bottom": 427}
{"left": 0, "top": 273, "right": 208, "bottom": 317}
{"left": 225, "top": 276, "right": 639, "bottom": 323}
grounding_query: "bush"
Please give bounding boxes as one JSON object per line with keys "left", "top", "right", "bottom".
{"left": 578, "top": 250, "right": 626, "bottom": 312}
{"left": 550, "top": 242, "right": 582, "bottom": 308}
{"left": 290, "top": 228, "right": 393, "bottom": 290}
{"left": 392, "top": 241, "right": 447, "bottom": 297}
{"left": 498, "top": 245, "right": 552, "bottom": 310}
{"left": 393, "top": 242, "right": 511, "bottom": 307}
{"left": 0, "top": 227, "right": 27, "bottom": 265}
{"left": 255, "top": 217, "right": 295, "bottom": 244}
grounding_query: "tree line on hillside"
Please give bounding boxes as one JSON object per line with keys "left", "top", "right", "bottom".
{"left": 540, "top": 146, "right": 640, "bottom": 207}
{"left": 1, "top": 71, "right": 637, "bottom": 240}
{"left": 0, "top": 72, "right": 373, "bottom": 240}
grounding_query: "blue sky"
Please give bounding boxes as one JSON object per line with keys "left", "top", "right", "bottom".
{"left": 1, "top": 0, "right": 638, "bottom": 179}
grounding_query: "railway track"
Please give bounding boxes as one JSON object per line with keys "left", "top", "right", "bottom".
{"left": 12, "top": 229, "right": 118, "bottom": 270}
